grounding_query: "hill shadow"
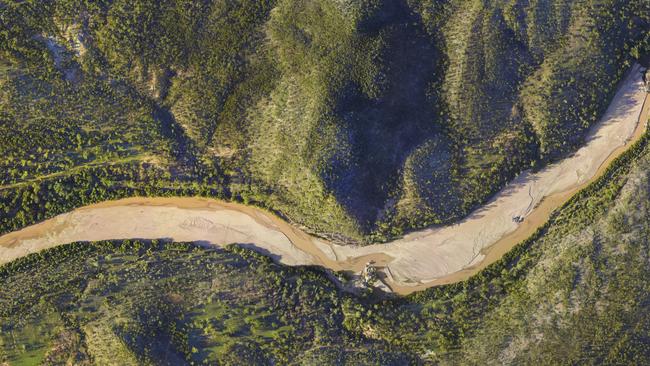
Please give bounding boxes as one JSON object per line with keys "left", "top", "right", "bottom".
{"left": 324, "top": 0, "right": 444, "bottom": 229}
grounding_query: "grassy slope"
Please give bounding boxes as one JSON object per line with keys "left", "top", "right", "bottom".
{"left": 3, "top": 129, "right": 650, "bottom": 364}
{"left": 1, "top": 0, "right": 648, "bottom": 243}
{"left": 359, "top": 132, "right": 650, "bottom": 364}
{"left": 0, "top": 241, "right": 416, "bottom": 365}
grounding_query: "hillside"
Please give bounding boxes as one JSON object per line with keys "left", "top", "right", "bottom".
{"left": 0, "top": 121, "right": 650, "bottom": 365}
{"left": 1, "top": 0, "right": 649, "bottom": 242}
{"left": 3, "top": 127, "right": 650, "bottom": 364}
{"left": 0, "top": 241, "right": 417, "bottom": 365}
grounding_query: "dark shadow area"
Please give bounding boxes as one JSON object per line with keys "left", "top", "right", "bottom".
{"left": 153, "top": 105, "right": 200, "bottom": 176}
{"left": 324, "top": 0, "right": 444, "bottom": 229}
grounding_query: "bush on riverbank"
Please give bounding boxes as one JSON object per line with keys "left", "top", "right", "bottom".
{"left": 3, "top": 126, "right": 650, "bottom": 364}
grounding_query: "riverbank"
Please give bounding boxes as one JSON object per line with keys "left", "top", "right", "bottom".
{"left": 1, "top": 64, "right": 648, "bottom": 295}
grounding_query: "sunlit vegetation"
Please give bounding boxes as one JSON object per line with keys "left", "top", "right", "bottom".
{"left": 0, "top": 0, "right": 650, "bottom": 365}
{"left": 0, "top": 240, "right": 416, "bottom": 365}
{"left": 0, "top": 64, "right": 166, "bottom": 187}
{"left": 3, "top": 1, "right": 650, "bottom": 364}
{"left": 1, "top": 0, "right": 649, "bottom": 243}
{"left": 366, "top": 130, "right": 650, "bottom": 364}
{"left": 3, "top": 129, "right": 650, "bottom": 364}
{"left": 0, "top": 125, "right": 650, "bottom": 365}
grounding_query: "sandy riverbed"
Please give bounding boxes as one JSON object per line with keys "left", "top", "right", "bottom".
{"left": 1, "top": 64, "right": 648, "bottom": 295}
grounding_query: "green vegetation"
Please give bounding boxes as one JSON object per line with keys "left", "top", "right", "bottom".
{"left": 0, "top": 240, "right": 416, "bottom": 365}
{"left": 4, "top": 128, "right": 650, "bottom": 364}
{"left": 1, "top": 0, "right": 648, "bottom": 242}
{"left": 369, "top": 130, "right": 650, "bottom": 365}
{"left": 3, "top": 1, "right": 650, "bottom": 364}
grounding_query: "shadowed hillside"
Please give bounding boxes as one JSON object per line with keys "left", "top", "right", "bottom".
{"left": 1, "top": 0, "right": 649, "bottom": 242}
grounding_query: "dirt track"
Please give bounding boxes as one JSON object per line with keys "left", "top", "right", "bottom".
{"left": 1, "top": 64, "right": 648, "bottom": 295}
